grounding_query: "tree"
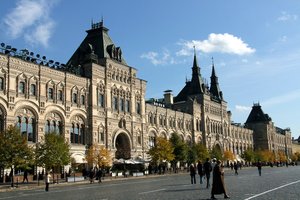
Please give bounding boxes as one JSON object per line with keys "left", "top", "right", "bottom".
{"left": 277, "top": 151, "right": 287, "bottom": 162}
{"left": 148, "top": 137, "right": 174, "bottom": 164}
{"left": 0, "top": 125, "right": 34, "bottom": 187}
{"left": 192, "top": 143, "right": 209, "bottom": 162}
{"left": 223, "top": 150, "right": 235, "bottom": 161}
{"left": 241, "top": 149, "right": 255, "bottom": 163}
{"left": 255, "top": 149, "right": 274, "bottom": 163}
{"left": 35, "top": 132, "right": 71, "bottom": 171}
{"left": 210, "top": 146, "right": 222, "bottom": 160}
{"left": 186, "top": 145, "right": 197, "bottom": 165}
{"left": 169, "top": 133, "right": 188, "bottom": 170}
{"left": 85, "top": 144, "right": 111, "bottom": 168}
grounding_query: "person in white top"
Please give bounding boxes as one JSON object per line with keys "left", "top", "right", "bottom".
{"left": 45, "top": 172, "right": 51, "bottom": 191}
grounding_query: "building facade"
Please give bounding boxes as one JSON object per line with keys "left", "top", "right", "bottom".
{"left": 0, "top": 21, "right": 291, "bottom": 169}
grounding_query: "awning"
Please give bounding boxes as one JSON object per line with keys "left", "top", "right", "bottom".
{"left": 71, "top": 154, "right": 87, "bottom": 164}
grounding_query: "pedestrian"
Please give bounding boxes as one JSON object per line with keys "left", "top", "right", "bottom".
{"left": 211, "top": 160, "right": 230, "bottom": 199}
{"left": 197, "top": 161, "right": 204, "bottom": 184}
{"left": 257, "top": 161, "right": 262, "bottom": 176}
{"left": 204, "top": 158, "right": 212, "bottom": 188}
{"left": 22, "top": 170, "right": 29, "bottom": 183}
{"left": 96, "top": 168, "right": 102, "bottom": 183}
{"left": 189, "top": 164, "right": 196, "bottom": 184}
{"left": 45, "top": 171, "right": 51, "bottom": 192}
{"left": 89, "top": 168, "right": 95, "bottom": 183}
{"left": 233, "top": 162, "right": 238, "bottom": 175}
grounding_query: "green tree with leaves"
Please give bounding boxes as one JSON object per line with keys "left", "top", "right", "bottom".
{"left": 194, "top": 143, "right": 210, "bottom": 162}
{"left": 241, "top": 149, "right": 255, "bottom": 163}
{"left": 148, "top": 137, "right": 174, "bottom": 164}
{"left": 169, "top": 133, "right": 188, "bottom": 170}
{"left": 0, "top": 125, "right": 34, "bottom": 187}
{"left": 35, "top": 132, "right": 71, "bottom": 171}
{"left": 210, "top": 146, "right": 222, "bottom": 160}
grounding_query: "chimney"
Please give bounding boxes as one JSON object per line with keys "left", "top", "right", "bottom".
{"left": 164, "top": 90, "right": 173, "bottom": 107}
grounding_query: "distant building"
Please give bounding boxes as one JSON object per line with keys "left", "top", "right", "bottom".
{"left": 245, "top": 104, "right": 292, "bottom": 158}
{"left": 0, "top": 21, "right": 292, "bottom": 173}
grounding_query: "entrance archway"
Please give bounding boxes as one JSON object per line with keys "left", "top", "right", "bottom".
{"left": 115, "top": 133, "right": 131, "bottom": 159}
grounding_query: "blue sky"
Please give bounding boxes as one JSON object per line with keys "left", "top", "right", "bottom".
{"left": 1, "top": 0, "right": 300, "bottom": 138}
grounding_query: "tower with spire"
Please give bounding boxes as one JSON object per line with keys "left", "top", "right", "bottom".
{"left": 210, "top": 57, "right": 223, "bottom": 101}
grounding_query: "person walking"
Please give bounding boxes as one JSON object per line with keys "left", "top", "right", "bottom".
{"left": 96, "top": 168, "right": 103, "bottom": 183}
{"left": 257, "top": 161, "right": 262, "bottom": 176}
{"left": 45, "top": 172, "right": 51, "bottom": 192}
{"left": 190, "top": 164, "right": 196, "bottom": 184}
{"left": 211, "top": 160, "right": 230, "bottom": 199}
{"left": 89, "top": 168, "right": 95, "bottom": 183}
{"left": 204, "top": 158, "right": 212, "bottom": 188}
{"left": 197, "top": 161, "right": 204, "bottom": 184}
{"left": 22, "top": 170, "right": 28, "bottom": 183}
{"left": 233, "top": 162, "right": 238, "bottom": 175}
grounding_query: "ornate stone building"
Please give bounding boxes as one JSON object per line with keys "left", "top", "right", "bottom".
{"left": 0, "top": 21, "right": 291, "bottom": 169}
{"left": 245, "top": 104, "right": 292, "bottom": 158}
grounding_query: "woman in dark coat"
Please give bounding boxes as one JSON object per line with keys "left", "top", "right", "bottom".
{"left": 211, "top": 160, "right": 230, "bottom": 199}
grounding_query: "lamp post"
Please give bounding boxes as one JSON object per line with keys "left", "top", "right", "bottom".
{"left": 10, "top": 165, "right": 14, "bottom": 188}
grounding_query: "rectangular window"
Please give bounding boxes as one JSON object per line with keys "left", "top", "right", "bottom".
{"left": 125, "top": 99, "right": 130, "bottom": 112}
{"left": 81, "top": 95, "right": 85, "bottom": 105}
{"left": 136, "top": 102, "right": 141, "bottom": 114}
{"left": 19, "top": 81, "right": 25, "bottom": 94}
{"left": 30, "top": 84, "right": 36, "bottom": 96}
{"left": 48, "top": 88, "right": 53, "bottom": 99}
{"left": 72, "top": 93, "right": 77, "bottom": 103}
{"left": 120, "top": 98, "right": 124, "bottom": 112}
{"left": 113, "top": 96, "right": 118, "bottom": 111}
{"left": 98, "top": 93, "right": 104, "bottom": 107}
{"left": 0, "top": 77, "right": 4, "bottom": 91}
{"left": 58, "top": 90, "right": 63, "bottom": 101}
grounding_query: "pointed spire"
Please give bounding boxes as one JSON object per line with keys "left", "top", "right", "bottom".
{"left": 210, "top": 58, "right": 223, "bottom": 101}
{"left": 190, "top": 47, "right": 204, "bottom": 94}
{"left": 211, "top": 57, "right": 216, "bottom": 77}
{"left": 192, "top": 46, "right": 198, "bottom": 69}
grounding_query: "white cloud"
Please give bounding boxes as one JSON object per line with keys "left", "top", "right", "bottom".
{"left": 235, "top": 105, "right": 251, "bottom": 112}
{"left": 277, "top": 11, "right": 298, "bottom": 21}
{"left": 141, "top": 49, "right": 177, "bottom": 66}
{"left": 177, "top": 33, "right": 255, "bottom": 56}
{"left": 3, "top": 0, "right": 57, "bottom": 47}
{"left": 24, "top": 21, "right": 55, "bottom": 47}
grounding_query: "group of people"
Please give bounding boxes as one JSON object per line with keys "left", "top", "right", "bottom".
{"left": 89, "top": 168, "right": 104, "bottom": 183}
{"left": 189, "top": 158, "right": 230, "bottom": 199}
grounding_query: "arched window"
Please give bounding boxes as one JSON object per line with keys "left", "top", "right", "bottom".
{"left": 72, "top": 93, "right": 77, "bottom": 103}
{"left": 19, "top": 81, "right": 25, "bottom": 94}
{"left": 44, "top": 112, "right": 63, "bottom": 135}
{"left": 45, "top": 120, "right": 51, "bottom": 134}
{"left": 48, "top": 88, "right": 54, "bottom": 99}
{"left": 98, "top": 93, "right": 104, "bottom": 107}
{"left": 70, "top": 117, "right": 85, "bottom": 145}
{"left": 136, "top": 102, "right": 141, "bottom": 115}
{"left": 80, "top": 95, "right": 85, "bottom": 105}
{"left": 15, "top": 114, "right": 36, "bottom": 142}
{"left": 58, "top": 90, "right": 63, "bottom": 101}
{"left": 30, "top": 84, "right": 36, "bottom": 96}
{"left": 149, "top": 132, "right": 156, "bottom": 148}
